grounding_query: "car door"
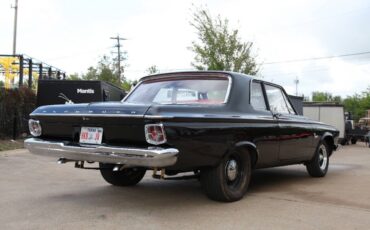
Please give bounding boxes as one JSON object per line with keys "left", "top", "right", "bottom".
{"left": 249, "top": 81, "right": 280, "bottom": 166}
{"left": 264, "top": 84, "right": 315, "bottom": 161}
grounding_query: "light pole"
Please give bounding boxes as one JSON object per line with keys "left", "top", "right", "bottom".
{"left": 11, "top": 0, "right": 19, "bottom": 55}
{"left": 294, "top": 76, "right": 299, "bottom": 96}
{"left": 110, "top": 35, "right": 126, "bottom": 84}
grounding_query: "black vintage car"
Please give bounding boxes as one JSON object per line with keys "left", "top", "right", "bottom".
{"left": 25, "top": 71, "right": 339, "bottom": 202}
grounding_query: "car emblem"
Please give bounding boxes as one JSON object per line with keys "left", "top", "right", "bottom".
{"left": 82, "top": 117, "right": 90, "bottom": 121}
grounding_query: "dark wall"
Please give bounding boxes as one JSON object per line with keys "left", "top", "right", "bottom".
{"left": 37, "top": 80, "right": 126, "bottom": 106}
{"left": 288, "top": 95, "right": 304, "bottom": 115}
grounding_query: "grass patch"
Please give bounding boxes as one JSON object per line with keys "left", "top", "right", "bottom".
{"left": 0, "top": 139, "right": 24, "bottom": 151}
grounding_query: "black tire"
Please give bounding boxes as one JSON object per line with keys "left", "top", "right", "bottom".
{"left": 340, "top": 138, "right": 347, "bottom": 146}
{"left": 351, "top": 139, "right": 357, "bottom": 144}
{"left": 200, "top": 149, "right": 251, "bottom": 202}
{"left": 99, "top": 163, "right": 146, "bottom": 186}
{"left": 306, "top": 142, "right": 330, "bottom": 177}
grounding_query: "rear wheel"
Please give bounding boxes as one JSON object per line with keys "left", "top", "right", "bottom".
{"left": 99, "top": 163, "right": 146, "bottom": 186}
{"left": 306, "top": 142, "right": 330, "bottom": 177}
{"left": 200, "top": 150, "right": 251, "bottom": 202}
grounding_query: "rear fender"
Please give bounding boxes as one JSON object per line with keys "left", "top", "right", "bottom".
{"left": 232, "top": 141, "right": 259, "bottom": 168}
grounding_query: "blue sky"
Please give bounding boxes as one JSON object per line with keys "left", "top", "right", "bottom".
{"left": 1, "top": 0, "right": 370, "bottom": 98}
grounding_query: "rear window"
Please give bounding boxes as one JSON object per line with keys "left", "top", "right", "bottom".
{"left": 125, "top": 77, "right": 230, "bottom": 104}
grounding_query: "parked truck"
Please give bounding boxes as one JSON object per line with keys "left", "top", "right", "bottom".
{"left": 302, "top": 103, "right": 369, "bottom": 145}
{"left": 303, "top": 102, "right": 345, "bottom": 143}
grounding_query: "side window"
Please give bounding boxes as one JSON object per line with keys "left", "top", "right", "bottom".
{"left": 282, "top": 92, "right": 296, "bottom": 114}
{"left": 265, "top": 84, "right": 293, "bottom": 114}
{"left": 250, "top": 81, "right": 267, "bottom": 110}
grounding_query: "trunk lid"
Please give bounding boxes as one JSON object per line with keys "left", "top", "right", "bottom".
{"left": 31, "top": 102, "right": 152, "bottom": 146}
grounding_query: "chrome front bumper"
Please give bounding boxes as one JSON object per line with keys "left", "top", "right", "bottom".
{"left": 25, "top": 138, "right": 179, "bottom": 167}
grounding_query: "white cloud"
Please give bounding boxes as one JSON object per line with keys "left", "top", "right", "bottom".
{"left": 1, "top": 0, "right": 369, "bottom": 97}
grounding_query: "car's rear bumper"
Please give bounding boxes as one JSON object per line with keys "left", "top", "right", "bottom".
{"left": 25, "top": 138, "right": 178, "bottom": 167}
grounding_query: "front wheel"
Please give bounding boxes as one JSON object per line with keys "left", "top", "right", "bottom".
{"left": 200, "top": 150, "right": 251, "bottom": 202}
{"left": 306, "top": 142, "right": 330, "bottom": 177}
{"left": 99, "top": 163, "right": 146, "bottom": 186}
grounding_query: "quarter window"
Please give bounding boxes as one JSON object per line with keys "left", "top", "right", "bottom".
{"left": 250, "top": 82, "right": 267, "bottom": 110}
{"left": 265, "top": 85, "right": 295, "bottom": 114}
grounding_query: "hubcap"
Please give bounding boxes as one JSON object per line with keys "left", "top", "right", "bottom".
{"left": 226, "top": 159, "right": 238, "bottom": 181}
{"left": 319, "top": 145, "right": 328, "bottom": 170}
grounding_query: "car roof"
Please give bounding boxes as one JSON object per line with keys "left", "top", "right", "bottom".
{"left": 139, "top": 70, "right": 256, "bottom": 82}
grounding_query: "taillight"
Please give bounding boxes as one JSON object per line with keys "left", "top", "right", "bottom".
{"left": 29, "top": 119, "right": 42, "bottom": 137}
{"left": 145, "top": 124, "right": 167, "bottom": 145}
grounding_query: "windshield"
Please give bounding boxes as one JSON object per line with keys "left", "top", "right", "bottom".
{"left": 125, "top": 77, "right": 230, "bottom": 104}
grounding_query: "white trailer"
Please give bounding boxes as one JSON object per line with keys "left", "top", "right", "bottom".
{"left": 303, "top": 103, "right": 345, "bottom": 139}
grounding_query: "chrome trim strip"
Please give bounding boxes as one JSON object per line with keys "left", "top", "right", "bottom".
{"left": 25, "top": 138, "right": 179, "bottom": 167}
{"left": 223, "top": 75, "right": 232, "bottom": 104}
{"left": 29, "top": 113, "right": 276, "bottom": 121}
{"left": 144, "top": 115, "right": 175, "bottom": 119}
{"left": 31, "top": 113, "right": 145, "bottom": 118}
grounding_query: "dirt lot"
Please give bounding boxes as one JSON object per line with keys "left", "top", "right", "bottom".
{"left": 0, "top": 143, "right": 370, "bottom": 230}
{"left": 0, "top": 139, "right": 24, "bottom": 151}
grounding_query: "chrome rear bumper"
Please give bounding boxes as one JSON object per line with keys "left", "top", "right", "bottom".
{"left": 25, "top": 138, "right": 178, "bottom": 167}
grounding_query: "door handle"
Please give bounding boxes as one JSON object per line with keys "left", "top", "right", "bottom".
{"left": 273, "top": 113, "right": 282, "bottom": 119}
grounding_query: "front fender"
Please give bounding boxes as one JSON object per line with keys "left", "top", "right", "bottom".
{"left": 320, "top": 132, "right": 337, "bottom": 155}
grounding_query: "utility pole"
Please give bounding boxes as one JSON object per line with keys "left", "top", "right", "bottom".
{"left": 294, "top": 76, "right": 299, "bottom": 96}
{"left": 11, "top": 0, "right": 19, "bottom": 55}
{"left": 110, "top": 35, "right": 126, "bottom": 84}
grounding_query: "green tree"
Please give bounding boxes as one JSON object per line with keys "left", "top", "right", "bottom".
{"left": 121, "top": 79, "right": 138, "bottom": 92}
{"left": 343, "top": 87, "right": 370, "bottom": 121}
{"left": 344, "top": 95, "right": 362, "bottom": 121}
{"left": 81, "top": 56, "right": 120, "bottom": 87}
{"left": 190, "top": 7, "right": 258, "bottom": 75}
{"left": 79, "top": 55, "right": 135, "bottom": 91}
{"left": 83, "top": 67, "right": 98, "bottom": 81}
{"left": 67, "top": 73, "right": 80, "bottom": 80}
{"left": 312, "top": 91, "right": 334, "bottom": 102}
{"left": 97, "top": 55, "right": 119, "bottom": 85}
{"left": 333, "top": 95, "right": 342, "bottom": 103}
{"left": 146, "top": 65, "right": 159, "bottom": 75}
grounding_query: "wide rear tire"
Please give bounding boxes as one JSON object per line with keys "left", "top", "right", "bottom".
{"left": 200, "top": 150, "right": 251, "bottom": 202}
{"left": 306, "top": 142, "right": 330, "bottom": 177}
{"left": 99, "top": 163, "right": 146, "bottom": 186}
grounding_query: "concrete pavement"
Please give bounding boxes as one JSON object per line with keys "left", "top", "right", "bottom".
{"left": 0, "top": 143, "right": 370, "bottom": 229}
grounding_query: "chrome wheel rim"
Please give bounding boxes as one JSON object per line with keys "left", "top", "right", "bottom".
{"left": 319, "top": 145, "right": 328, "bottom": 170}
{"left": 226, "top": 159, "right": 238, "bottom": 182}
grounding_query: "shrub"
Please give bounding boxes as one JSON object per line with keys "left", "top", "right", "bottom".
{"left": 0, "top": 87, "right": 36, "bottom": 139}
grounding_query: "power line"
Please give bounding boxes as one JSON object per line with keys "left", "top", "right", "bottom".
{"left": 263, "top": 51, "right": 370, "bottom": 65}
{"left": 261, "top": 55, "right": 370, "bottom": 77}
{"left": 110, "top": 35, "right": 127, "bottom": 84}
